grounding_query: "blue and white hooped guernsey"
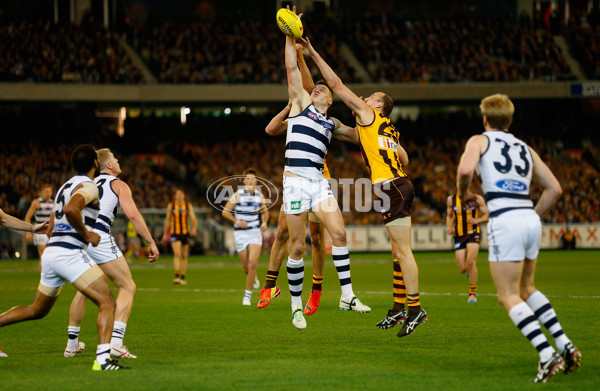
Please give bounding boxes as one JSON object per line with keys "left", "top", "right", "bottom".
{"left": 93, "top": 173, "right": 119, "bottom": 234}
{"left": 233, "top": 189, "right": 262, "bottom": 231}
{"left": 284, "top": 104, "right": 334, "bottom": 180}
{"left": 47, "top": 175, "right": 99, "bottom": 250}
{"left": 34, "top": 197, "right": 54, "bottom": 224}
{"left": 478, "top": 130, "right": 534, "bottom": 217}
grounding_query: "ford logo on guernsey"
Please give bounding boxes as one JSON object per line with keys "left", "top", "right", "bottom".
{"left": 496, "top": 179, "right": 527, "bottom": 192}
{"left": 206, "top": 175, "right": 280, "bottom": 213}
{"left": 54, "top": 224, "right": 72, "bottom": 232}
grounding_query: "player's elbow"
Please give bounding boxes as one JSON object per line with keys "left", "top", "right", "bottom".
{"left": 457, "top": 165, "right": 472, "bottom": 178}
{"left": 550, "top": 183, "right": 563, "bottom": 201}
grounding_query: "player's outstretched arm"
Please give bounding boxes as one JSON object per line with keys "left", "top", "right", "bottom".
{"left": 296, "top": 43, "right": 314, "bottom": 94}
{"left": 265, "top": 102, "right": 291, "bottom": 136}
{"left": 530, "top": 147, "right": 562, "bottom": 217}
{"left": 332, "top": 118, "right": 359, "bottom": 145}
{"left": 113, "top": 180, "right": 159, "bottom": 262}
{"left": 300, "top": 37, "right": 373, "bottom": 125}
{"left": 0, "top": 208, "right": 46, "bottom": 233}
{"left": 286, "top": 35, "right": 310, "bottom": 116}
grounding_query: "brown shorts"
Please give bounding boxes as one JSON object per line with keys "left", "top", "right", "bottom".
{"left": 454, "top": 233, "right": 480, "bottom": 250}
{"left": 375, "top": 177, "right": 415, "bottom": 224}
{"left": 171, "top": 234, "right": 190, "bottom": 245}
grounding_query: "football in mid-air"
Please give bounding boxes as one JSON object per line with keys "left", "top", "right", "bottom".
{"left": 276, "top": 8, "right": 303, "bottom": 38}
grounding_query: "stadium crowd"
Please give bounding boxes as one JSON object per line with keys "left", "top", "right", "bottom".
{"left": 0, "top": 20, "right": 144, "bottom": 83}
{"left": 0, "top": 12, "right": 587, "bottom": 84}
{"left": 345, "top": 14, "right": 575, "bottom": 83}
{"left": 125, "top": 15, "right": 360, "bottom": 84}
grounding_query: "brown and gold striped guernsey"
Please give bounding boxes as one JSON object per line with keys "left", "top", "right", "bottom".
{"left": 452, "top": 194, "right": 480, "bottom": 237}
{"left": 170, "top": 202, "right": 190, "bottom": 235}
{"left": 356, "top": 109, "right": 406, "bottom": 183}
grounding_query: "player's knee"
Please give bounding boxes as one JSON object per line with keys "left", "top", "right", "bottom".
{"left": 289, "top": 240, "right": 304, "bottom": 259}
{"left": 329, "top": 228, "right": 346, "bottom": 246}
{"left": 30, "top": 305, "right": 51, "bottom": 320}
{"left": 275, "top": 229, "right": 289, "bottom": 243}
{"left": 310, "top": 232, "right": 323, "bottom": 248}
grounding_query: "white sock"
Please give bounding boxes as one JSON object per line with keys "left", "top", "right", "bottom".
{"left": 287, "top": 257, "right": 304, "bottom": 309}
{"left": 244, "top": 290, "right": 252, "bottom": 299}
{"left": 96, "top": 343, "right": 111, "bottom": 364}
{"left": 332, "top": 246, "right": 354, "bottom": 299}
{"left": 67, "top": 326, "right": 80, "bottom": 350}
{"left": 509, "top": 302, "right": 555, "bottom": 362}
{"left": 527, "top": 290, "right": 571, "bottom": 352}
{"left": 110, "top": 321, "right": 127, "bottom": 349}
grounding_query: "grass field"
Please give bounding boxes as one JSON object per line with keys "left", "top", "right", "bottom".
{"left": 0, "top": 250, "right": 598, "bottom": 391}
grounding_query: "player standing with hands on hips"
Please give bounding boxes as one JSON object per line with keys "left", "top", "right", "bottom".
{"left": 457, "top": 94, "right": 581, "bottom": 383}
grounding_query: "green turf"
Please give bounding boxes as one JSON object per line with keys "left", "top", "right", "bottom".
{"left": 0, "top": 251, "right": 598, "bottom": 390}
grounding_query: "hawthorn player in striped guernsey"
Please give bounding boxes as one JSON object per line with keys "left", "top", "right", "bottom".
{"left": 446, "top": 192, "right": 488, "bottom": 302}
{"left": 162, "top": 189, "right": 197, "bottom": 285}
{"left": 300, "top": 36, "right": 426, "bottom": 337}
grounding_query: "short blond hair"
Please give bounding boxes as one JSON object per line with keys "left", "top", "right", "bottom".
{"left": 480, "top": 94, "right": 514, "bottom": 130}
{"left": 96, "top": 148, "right": 112, "bottom": 170}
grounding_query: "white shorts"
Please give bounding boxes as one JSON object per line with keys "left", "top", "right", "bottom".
{"left": 40, "top": 246, "right": 97, "bottom": 288}
{"left": 33, "top": 233, "right": 49, "bottom": 246}
{"left": 86, "top": 232, "right": 123, "bottom": 264}
{"left": 487, "top": 209, "right": 541, "bottom": 262}
{"left": 234, "top": 229, "right": 262, "bottom": 252}
{"left": 282, "top": 176, "right": 334, "bottom": 215}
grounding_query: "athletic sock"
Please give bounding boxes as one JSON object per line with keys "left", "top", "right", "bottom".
{"left": 332, "top": 246, "right": 354, "bottom": 299}
{"left": 174, "top": 272, "right": 179, "bottom": 278}
{"left": 469, "top": 284, "right": 477, "bottom": 296}
{"left": 180, "top": 275, "right": 186, "bottom": 281}
{"left": 407, "top": 293, "right": 421, "bottom": 315}
{"left": 67, "top": 326, "right": 80, "bottom": 350}
{"left": 287, "top": 257, "right": 304, "bottom": 309}
{"left": 244, "top": 290, "right": 252, "bottom": 299}
{"left": 265, "top": 270, "right": 279, "bottom": 289}
{"left": 509, "top": 301, "right": 555, "bottom": 362}
{"left": 111, "top": 321, "right": 127, "bottom": 349}
{"left": 527, "top": 291, "right": 571, "bottom": 352}
{"left": 312, "top": 274, "right": 323, "bottom": 291}
{"left": 96, "top": 343, "right": 111, "bottom": 365}
{"left": 392, "top": 259, "right": 406, "bottom": 312}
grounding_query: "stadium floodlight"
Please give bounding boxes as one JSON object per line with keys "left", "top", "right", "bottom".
{"left": 224, "top": 107, "right": 231, "bottom": 115}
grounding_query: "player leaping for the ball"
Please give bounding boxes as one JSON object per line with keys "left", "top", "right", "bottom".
{"left": 281, "top": 9, "right": 370, "bottom": 330}
{"left": 299, "top": 34, "right": 427, "bottom": 337}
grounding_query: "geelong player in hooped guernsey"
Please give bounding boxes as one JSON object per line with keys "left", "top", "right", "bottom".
{"left": 222, "top": 168, "right": 269, "bottom": 306}
{"left": 282, "top": 13, "right": 371, "bottom": 330}
{"left": 301, "top": 33, "right": 427, "bottom": 337}
{"left": 24, "top": 184, "right": 54, "bottom": 263}
{"left": 457, "top": 94, "right": 581, "bottom": 382}
{"left": 64, "top": 148, "right": 159, "bottom": 361}
{"left": 0, "top": 145, "right": 129, "bottom": 370}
